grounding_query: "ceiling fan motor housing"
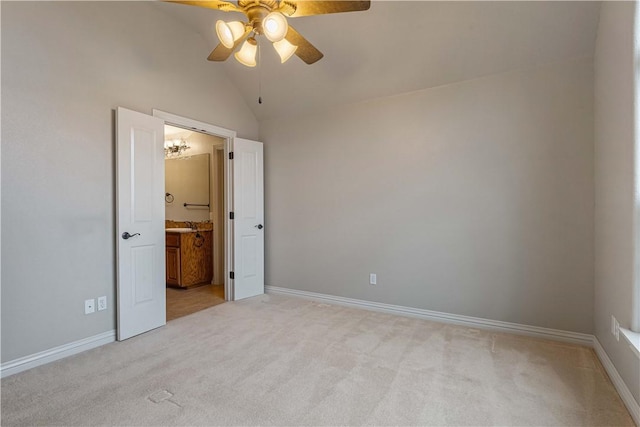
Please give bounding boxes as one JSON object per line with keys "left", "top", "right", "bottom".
{"left": 241, "top": 0, "right": 279, "bottom": 34}
{"left": 238, "top": 0, "right": 279, "bottom": 9}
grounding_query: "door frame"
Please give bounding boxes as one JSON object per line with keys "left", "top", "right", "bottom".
{"left": 152, "top": 110, "right": 236, "bottom": 301}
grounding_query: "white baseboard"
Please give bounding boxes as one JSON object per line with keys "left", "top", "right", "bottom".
{"left": 1, "top": 330, "right": 116, "bottom": 378}
{"left": 593, "top": 337, "right": 640, "bottom": 426}
{"left": 266, "top": 286, "right": 594, "bottom": 345}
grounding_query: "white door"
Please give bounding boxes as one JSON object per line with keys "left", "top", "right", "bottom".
{"left": 232, "top": 138, "right": 264, "bottom": 300}
{"left": 116, "top": 107, "right": 166, "bottom": 340}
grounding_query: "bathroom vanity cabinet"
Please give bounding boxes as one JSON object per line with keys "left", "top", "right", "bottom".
{"left": 165, "top": 229, "right": 213, "bottom": 288}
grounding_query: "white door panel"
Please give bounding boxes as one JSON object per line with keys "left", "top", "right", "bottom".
{"left": 116, "top": 107, "right": 166, "bottom": 340}
{"left": 233, "top": 138, "right": 264, "bottom": 300}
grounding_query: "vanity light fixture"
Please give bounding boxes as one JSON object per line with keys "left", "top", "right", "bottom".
{"left": 164, "top": 138, "right": 191, "bottom": 158}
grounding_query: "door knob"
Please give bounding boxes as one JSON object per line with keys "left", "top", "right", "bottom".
{"left": 122, "top": 232, "right": 141, "bottom": 240}
{"left": 255, "top": 224, "right": 263, "bottom": 230}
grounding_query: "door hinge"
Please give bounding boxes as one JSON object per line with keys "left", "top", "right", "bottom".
{"left": 229, "top": 211, "right": 234, "bottom": 220}
{"left": 230, "top": 271, "right": 235, "bottom": 280}
{"left": 229, "top": 152, "right": 234, "bottom": 160}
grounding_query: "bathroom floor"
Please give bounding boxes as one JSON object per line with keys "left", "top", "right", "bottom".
{"left": 166, "top": 284, "right": 225, "bottom": 321}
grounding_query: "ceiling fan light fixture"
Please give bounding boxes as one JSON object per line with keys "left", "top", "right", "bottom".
{"left": 262, "top": 11, "right": 288, "bottom": 42}
{"left": 273, "top": 38, "right": 297, "bottom": 63}
{"left": 171, "top": 0, "right": 372, "bottom": 65}
{"left": 234, "top": 37, "right": 258, "bottom": 67}
{"left": 216, "top": 20, "right": 245, "bottom": 48}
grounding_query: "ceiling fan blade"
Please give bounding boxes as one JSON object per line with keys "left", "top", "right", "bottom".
{"left": 282, "top": 1, "right": 370, "bottom": 18}
{"left": 285, "top": 25, "right": 323, "bottom": 64}
{"left": 207, "top": 29, "right": 251, "bottom": 61}
{"left": 164, "top": 1, "right": 240, "bottom": 13}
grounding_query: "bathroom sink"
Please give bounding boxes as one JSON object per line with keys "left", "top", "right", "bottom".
{"left": 165, "top": 228, "right": 195, "bottom": 233}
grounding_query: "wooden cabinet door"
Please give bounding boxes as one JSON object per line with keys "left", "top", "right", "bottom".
{"left": 180, "top": 231, "right": 213, "bottom": 286}
{"left": 203, "top": 231, "right": 213, "bottom": 283}
{"left": 166, "top": 233, "right": 180, "bottom": 248}
{"left": 166, "top": 247, "right": 181, "bottom": 286}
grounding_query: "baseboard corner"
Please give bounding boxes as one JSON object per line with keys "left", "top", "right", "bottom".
{"left": 592, "top": 337, "right": 640, "bottom": 426}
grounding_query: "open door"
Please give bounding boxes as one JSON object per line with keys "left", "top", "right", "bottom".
{"left": 116, "top": 107, "right": 166, "bottom": 340}
{"left": 232, "top": 138, "right": 264, "bottom": 300}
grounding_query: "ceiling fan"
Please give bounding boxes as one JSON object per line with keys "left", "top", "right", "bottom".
{"left": 167, "top": 0, "right": 371, "bottom": 66}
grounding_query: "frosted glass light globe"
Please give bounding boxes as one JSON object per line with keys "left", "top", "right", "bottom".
{"left": 262, "top": 12, "right": 288, "bottom": 42}
{"left": 216, "top": 20, "right": 245, "bottom": 48}
{"left": 234, "top": 38, "right": 258, "bottom": 67}
{"left": 273, "top": 38, "right": 297, "bottom": 63}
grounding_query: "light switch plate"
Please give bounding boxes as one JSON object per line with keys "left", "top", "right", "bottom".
{"left": 97, "top": 296, "right": 107, "bottom": 311}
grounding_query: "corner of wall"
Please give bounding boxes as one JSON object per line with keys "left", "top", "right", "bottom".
{"left": 593, "top": 0, "right": 640, "bottom": 408}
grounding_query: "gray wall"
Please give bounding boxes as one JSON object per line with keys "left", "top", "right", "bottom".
{"left": 1, "top": 1, "right": 258, "bottom": 362}
{"left": 261, "top": 57, "right": 595, "bottom": 334}
{"left": 594, "top": 1, "right": 640, "bottom": 405}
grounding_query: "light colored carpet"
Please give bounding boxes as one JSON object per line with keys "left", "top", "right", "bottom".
{"left": 1, "top": 293, "right": 634, "bottom": 426}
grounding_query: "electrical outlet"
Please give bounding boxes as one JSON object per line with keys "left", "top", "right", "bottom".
{"left": 369, "top": 273, "right": 377, "bottom": 285}
{"left": 97, "top": 296, "right": 107, "bottom": 311}
{"left": 611, "top": 315, "right": 620, "bottom": 341}
{"left": 85, "top": 299, "right": 95, "bottom": 314}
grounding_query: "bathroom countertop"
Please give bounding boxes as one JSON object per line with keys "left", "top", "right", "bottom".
{"left": 165, "top": 228, "right": 211, "bottom": 234}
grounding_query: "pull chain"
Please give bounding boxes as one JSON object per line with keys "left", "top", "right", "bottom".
{"left": 258, "top": 39, "right": 263, "bottom": 104}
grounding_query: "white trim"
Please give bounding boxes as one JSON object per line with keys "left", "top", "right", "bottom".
{"left": 593, "top": 337, "right": 640, "bottom": 426}
{"left": 265, "top": 286, "right": 593, "bottom": 346}
{"left": 152, "top": 110, "right": 237, "bottom": 140}
{"left": 620, "top": 327, "right": 640, "bottom": 359}
{"left": 633, "top": 0, "right": 640, "bottom": 335}
{"left": 0, "top": 330, "right": 116, "bottom": 378}
{"left": 225, "top": 138, "right": 234, "bottom": 301}
{"left": 152, "top": 110, "right": 236, "bottom": 301}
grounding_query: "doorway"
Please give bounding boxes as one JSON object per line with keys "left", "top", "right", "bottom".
{"left": 116, "top": 107, "right": 264, "bottom": 340}
{"left": 164, "top": 125, "right": 226, "bottom": 321}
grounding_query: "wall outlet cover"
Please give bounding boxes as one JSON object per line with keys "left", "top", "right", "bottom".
{"left": 369, "top": 273, "right": 377, "bottom": 285}
{"left": 97, "top": 296, "right": 107, "bottom": 311}
{"left": 611, "top": 315, "right": 620, "bottom": 341}
{"left": 85, "top": 299, "right": 95, "bottom": 314}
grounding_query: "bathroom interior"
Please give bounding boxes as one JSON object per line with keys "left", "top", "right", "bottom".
{"left": 164, "top": 125, "right": 226, "bottom": 321}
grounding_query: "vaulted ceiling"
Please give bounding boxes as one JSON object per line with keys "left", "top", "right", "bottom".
{"left": 154, "top": 1, "right": 601, "bottom": 121}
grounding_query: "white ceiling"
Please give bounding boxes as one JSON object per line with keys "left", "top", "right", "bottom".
{"left": 165, "top": 124, "right": 194, "bottom": 139}
{"left": 154, "top": 1, "right": 601, "bottom": 122}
